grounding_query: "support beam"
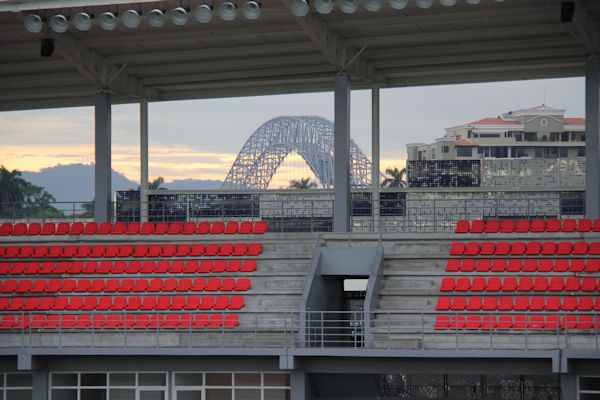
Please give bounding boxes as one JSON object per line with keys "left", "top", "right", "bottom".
{"left": 573, "top": 0, "right": 600, "bottom": 55}
{"left": 290, "top": 370, "right": 308, "bottom": 400}
{"left": 140, "top": 99, "right": 149, "bottom": 223}
{"left": 371, "top": 85, "right": 380, "bottom": 233}
{"left": 333, "top": 73, "right": 351, "bottom": 233}
{"left": 586, "top": 55, "right": 600, "bottom": 219}
{"left": 32, "top": 369, "right": 48, "bottom": 400}
{"left": 94, "top": 92, "right": 112, "bottom": 223}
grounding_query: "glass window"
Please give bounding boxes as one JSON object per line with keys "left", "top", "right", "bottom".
{"left": 139, "top": 391, "right": 165, "bottom": 400}
{"left": 234, "top": 374, "right": 260, "bottom": 387}
{"left": 264, "top": 374, "right": 290, "bottom": 387}
{"left": 578, "top": 147, "right": 586, "bottom": 157}
{"left": 52, "top": 374, "right": 77, "bottom": 387}
{"left": 110, "top": 374, "right": 135, "bottom": 387}
{"left": 5, "top": 390, "right": 31, "bottom": 400}
{"left": 535, "top": 148, "right": 544, "bottom": 158}
{"left": 109, "top": 389, "right": 135, "bottom": 400}
{"left": 456, "top": 147, "right": 472, "bottom": 157}
{"left": 51, "top": 389, "right": 77, "bottom": 400}
{"left": 80, "top": 389, "right": 106, "bottom": 400}
{"left": 579, "top": 394, "right": 600, "bottom": 400}
{"left": 6, "top": 375, "right": 32, "bottom": 388}
{"left": 235, "top": 389, "right": 260, "bottom": 400}
{"left": 139, "top": 374, "right": 166, "bottom": 387}
{"left": 176, "top": 391, "right": 202, "bottom": 400}
{"left": 206, "top": 389, "right": 231, "bottom": 400}
{"left": 264, "top": 389, "right": 290, "bottom": 400}
{"left": 206, "top": 374, "right": 232, "bottom": 387}
{"left": 81, "top": 374, "right": 107, "bottom": 387}
{"left": 442, "top": 146, "right": 449, "bottom": 153}
{"left": 175, "top": 374, "right": 203, "bottom": 387}
{"left": 559, "top": 147, "right": 568, "bottom": 157}
{"left": 580, "top": 377, "right": 600, "bottom": 391}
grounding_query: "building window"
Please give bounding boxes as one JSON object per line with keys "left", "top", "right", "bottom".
{"left": 50, "top": 372, "right": 168, "bottom": 400}
{"left": 579, "top": 376, "right": 600, "bottom": 400}
{"left": 431, "top": 149, "right": 436, "bottom": 159}
{"left": 1, "top": 373, "right": 33, "bottom": 400}
{"left": 442, "top": 146, "right": 449, "bottom": 154}
{"left": 456, "top": 147, "right": 472, "bottom": 157}
{"left": 577, "top": 147, "right": 586, "bottom": 157}
{"left": 535, "top": 148, "right": 544, "bottom": 158}
{"left": 561, "top": 132, "right": 570, "bottom": 142}
{"left": 559, "top": 147, "right": 568, "bottom": 158}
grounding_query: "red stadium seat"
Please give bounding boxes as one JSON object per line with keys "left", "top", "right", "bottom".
{"left": 248, "top": 243, "right": 262, "bottom": 256}
{"left": 557, "top": 242, "right": 573, "bottom": 255}
{"left": 455, "top": 220, "right": 470, "bottom": 233}
{"left": 197, "top": 260, "right": 211, "bottom": 273}
{"left": 594, "top": 219, "right": 600, "bottom": 232}
{"left": 111, "top": 297, "right": 127, "bottom": 311}
{"left": 218, "top": 244, "right": 234, "bottom": 256}
{"left": 485, "top": 277, "right": 501, "bottom": 292}
{"left": 530, "top": 220, "right": 545, "bottom": 233}
{"left": 543, "top": 219, "right": 560, "bottom": 232}
{"left": 140, "top": 261, "right": 155, "bottom": 274}
{"left": 491, "top": 259, "right": 506, "bottom": 272}
{"left": 581, "top": 277, "right": 597, "bottom": 292}
{"left": 529, "top": 297, "right": 545, "bottom": 311}
{"left": 90, "top": 245, "right": 105, "bottom": 258}
{"left": 175, "top": 244, "right": 190, "bottom": 257}
{"left": 436, "top": 297, "right": 451, "bottom": 311}
{"left": 434, "top": 316, "right": 450, "bottom": 330}
{"left": 514, "top": 297, "right": 529, "bottom": 311}
{"left": 141, "top": 297, "right": 156, "bottom": 311}
{"left": 239, "top": 222, "right": 253, "bottom": 234}
{"left": 236, "top": 278, "right": 251, "bottom": 291}
{"left": 105, "top": 279, "right": 120, "bottom": 293}
{"left": 470, "top": 278, "right": 486, "bottom": 292}
{"left": 514, "top": 220, "right": 530, "bottom": 233}
{"left": 533, "top": 277, "right": 548, "bottom": 292}
{"left": 197, "top": 222, "right": 211, "bottom": 234}
{"left": 119, "top": 245, "right": 133, "bottom": 257}
{"left": 221, "top": 278, "right": 236, "bottom": 292}
{"left": 162, "top": 244, "right": 177, "bottom": 257}
{"left": 229, "top": 296, "right": 244, "bottom": 310}
{"left": 184, "top": 296, "right": 200, "bottom": 310}
{"left": 482, "top": 297, "right": 497, "bottom": 311}
{"left": 76, "top": 245, "right": 91, "bottom": 258}
{"left": 464, "top": 243, "right": 480, "bottom": 256}
{"left": 510, "top": 242, "right": 526, "bottom": 256}
{"left": 449, "top": 243, "right": 465, "bottom": 256}
{"left": 199, "top": 297, "right": 215, "bottom": 310}
{"left": 577, "top": 297, "right": 593, "bottom": 311}
{"left": 225, "top": 222, "right": 239, "bottom": 234}
{"left": 168, "top": 223, "right": 183, "bottom": 235}
{"left": 31, "top": 280, "right": 46, "bottom": 293}
{"left": 133, "top": 279, "right": 149, "bottom": 292}
{"left": 502, "top": 277, "right": 517, "bottom": 292}
{"left": 119, "top": 279, "right": 134, "bottom": 293}
{"left": 206, "top": 278, "right": 221, "bottom": 292}
{"left": 494, "top": 242, "right": 510, "bottom": 256}
{"left": 446, "top": 259, "right": 460, "bottom": 272}
{"left": 513, "top": 315, "right": 527, "bottom": 330}
{"left": 553, "top": 259, "right": 568, "bottom": 272}
{"left": 525, "top": 242, "right": 541, "bottom": 256}
{"left": 470, "top": 220, "right": 484, "bottom": 234}
{"left": 192, "top": 279, "right": 206, "bottom": 291}
{"left": 0, "top": 223, "right": 12, "bottom": 236}
{"left": 183, "top": 260, "right": 197, "bottom": 274}
{"left": 99, "top": 223, "right": 112, "bottom": 234}
{"left": 26, "top": 223, "right": 41, "bottom": 236}
{"left": 126, "top": 297, "right": 142, "bottom": 311}
{"left": 541, "top": 242, "right": 557, "bottom": 255}
{"left": 141, "top": 222, "right": 155, "bottom": 235}
{"left": 112, "top": 222, "right": 127, "bottom": 235}
{"left": 212, "top": 260, "right": 226, "bottom": 273}
{"left": 562, "top": 297, "right": 578, "bottom": 311}
{"left": 578, "top": 219, "right": 593, "bottom": 232}
{"left": 589, "top": 242, "right": 600, "bottom": 255}
{"left": 449, "top": 315, "right": 465, "bottom": 330}
{"left": 570, "top": 259, "right": 585, "bottom": 273}
{"left": 466, "top": 297, "right": 481, "bottom": 311}
{"left": 182, "top": 222, "right": 197, "bottom": 235}
{"left": 562, "top": 219, "right": 577, "bottom": 232}
{"left": 133, "top": 245, "right": 148, "bottom": 258}
{"left": 577, "top": 315, "right": 594, "bottom": 329}
{"left": 549, "top": 277, "right": 565, "bottom": 292}
{"left": 41, "top": 223, "right": 55, "bottom": 235}
{"left": 104, "top": 245, "right": 119, "bottom": 258}
{"left": 156, "top": 261, "right": 170, "bottom": 274}
{"left": 83, "top": 261, "right": 97, "bottom": 274}
{"left": 126, "top": 223, "right": 140, "bottom": 235}
{"left": 517, "top": 278, "right": 533, "bottom": 292}
{"left": 484, "top": 220, "right": 500, "bottom": 233}
{"left": 56, "top": 223, "right": 70, "bottom": 235}
{"left": 155, "top": 223, "right": 169, "bottom": 234}
{"left": 479, "top": 242, "right": 494, "bottom": 256}
{"left": 68, "top": 297, "right": 83, "bottom": 310}
{"left": 214, "top": 296, "right": 229, "bottom": 310}
{"left": 499, "top": 220, "right": 515, "bottom": 233}
{"left": 19, "top": 246, "right": 34, "bottom": 258}
{"left": 189, "top": 244, "right": 204, "bottom": 257}
{"left": 253, "top": 221, "right": 268, "bottom": 234}
{"left": 70, "top": 222, "right": 84, "bottom": 235}
{"left": 587, "top": 260, "right": 600, "bottom": 273}
{"left": 123, "top": 261, "right": 139, "bottom": 274}
{"left": 440, "top": 278, "right": 455, "bottom": 292}
{"left": 170, "top": 260, "right": 184, "bottom": 273}
{"left": 545, "top": 297, "right": 561, "bottom": 311}
{"left": 536, "top": 259, "right": 551, "bottom": 272}
{"left": 507, "top": 259, "right": 522, "bottom": 273}
{"left": 156, "top": 297, "right": 171, "bottom": 310}
{"left": 13, "top": 223, "right": 27, "bottom": 236}
{"left": 163, "top": 278, "right": 177, "bottom": 292}
{"left": 84, "top": 222, "right": 98, "bottom": 235}
{"left": 233, "top": 244, "right": 247, "bottom": 256}
{"left": 465, "top": 316, "right": 481, "bottom": 330}
{"left": 205, "top": 244, "right": 219, "bottom": 257}
{"left": 193, "top": 315, "right": 209, "bottom": 328}
{"left": 47, "top": 280, "right": 62, "bottom": 293}
{"left": 460, "top": 259, "right": 475, "bottom": 272}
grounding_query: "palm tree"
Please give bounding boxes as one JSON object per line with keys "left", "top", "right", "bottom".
{"left": 382, "top": 167, "right": 407, "bottom": 188}
{"left": 288, "top": 177, "right": 318, "bottom": 189}
{"left": 148, "top": 176, "right": 165, "bottom": 190}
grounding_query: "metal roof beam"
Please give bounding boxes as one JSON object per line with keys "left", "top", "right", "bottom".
{"left": 573, "top": 0, "right": 600, "bottom": 54}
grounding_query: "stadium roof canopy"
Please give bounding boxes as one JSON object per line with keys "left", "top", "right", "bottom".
{"left": 0, "top": 0, "right": 599, "bottom": 111}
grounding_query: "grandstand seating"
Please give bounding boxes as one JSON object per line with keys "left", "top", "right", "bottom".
{"left": 0, "top": 220, "right": 267, "bottom": 330}
{"left": 438, "top": 219, "right": 600, "bottom": 331}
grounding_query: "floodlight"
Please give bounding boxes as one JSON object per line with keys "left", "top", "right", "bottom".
{"left": 290, "top": 0, "right": 309, "bottom": 17}
{"left": 99, "top": 11, "right": 118, "bottom": 30}
{"left": 465, "top": 0, "right": 480, "bottom": 3}
{"left": 315, "top": 0, "right": 333, "bottom": 13}
{"left": 170, "top": 6, "right": 189, "bottom": 25}
{"left": 73, "top": 12, "right": 93, "bottom": 30}
{"left": 389, "top": 0, "right": 408, "bottom": 9}
{"left": 49, "top": 14, "right": 69, "bottom": 33}
{"left": 148, "top": 8, "right": 166, "bottom": 27}
{"left": 218, "top": 1, "right": 237, "bottom": 20}
{"left": 194, "top": 4, "right": 213, "bottom": 22}
{"left": 364, "top": 0, "right": 383, "bottom": 12}
{"left": 440, "top": 0, "right": 457, "bottom": 5}
{"left": 241, "top": 0, "right": 261, "bottom": 19}
{"left": 40, "top": 38, "right": 55, "bottom": 57}
{"left": 416, "top": 0, "right": 433, "bottom": 8}
{"left": 340, "top": 0, "right": 358, "bottom": 13}
{"left": 24, "top": 14, "right": 44, "bottom": 33}
{"left": 122, "top": 9, "right": 141, "bottom": 28}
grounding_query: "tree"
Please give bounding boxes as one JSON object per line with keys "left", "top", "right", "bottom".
{"left": 136, "top": 176, "right": 166, "bottom": 190}
{"left": 382, "top": 167, "right": 407, "bottom": 188}
{"left": 288, "top": 177, "right": 318, "bottom": 189}
{"left": 0, "top": 165, "right": 64, "bottom": 218}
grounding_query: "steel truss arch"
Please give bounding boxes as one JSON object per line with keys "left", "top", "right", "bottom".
{"left": 222, "top": 116, "right": 374, "bottom": 189}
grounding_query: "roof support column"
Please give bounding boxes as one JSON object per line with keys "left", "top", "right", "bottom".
{"left": 334, "top": 73, "right": 351, "bottom": 233}
{"left": 585, "top": 55, "right": 600, "bottom": 219}
{"left": 94, "top": 92, "right": 112, "bottom": 223}
{"left": 290, "top": 370, "right": 309, "bottom": 400}
{"left": 32, "top": 369, "right": 48, "bottom": 400}
{"left": 371, "top": 85, "right": 381, "bottom": 233}
{"left": 140, "top": 99, "right": 149, "bottom": 223}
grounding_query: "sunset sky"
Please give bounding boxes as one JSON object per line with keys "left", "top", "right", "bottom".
{"left": 0, "top": 77, "right": 585, "bottom": 187}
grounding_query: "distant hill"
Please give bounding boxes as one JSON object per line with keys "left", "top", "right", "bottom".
{"left": 21, "top": 164, "right": 226, "bottom": 203}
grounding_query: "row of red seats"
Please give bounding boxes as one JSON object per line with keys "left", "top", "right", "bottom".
{"left": 0, "top": 313, "right": 239, "bottom": 329}
{"left": 455, "top": 219, "right": 600, "bottom": 234}
{"left": 446, "top": 258, "right": 600, "bottom": 273}
{"left": 436, "top": 296, "right": 600, "bottom": 312}
{"left": 434, "top": 314, "right": 599, "bottom": 330}
{"left": 0, "top": 243, "right": 263, "bottom": 259}
{"left": 0, "top": 259, "right": 257, "bottom": 275}
{"left": 450, "top": 241, "right": 600, "bottom": 256}
{"left": 0, "top": 295, "right": 244, "bottom": 311}
{"left": 440, "top": 276, "right": 599, "bottom": 293}
{"left": 0, "top": 221, "right": 268, "bottom": 236}
{"left": 0, "top": 277, "right": 251, "bottom": 294}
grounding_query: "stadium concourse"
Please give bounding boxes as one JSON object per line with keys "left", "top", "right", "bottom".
{"left": 2, "top": 0, "right": 600, "bottom": 399}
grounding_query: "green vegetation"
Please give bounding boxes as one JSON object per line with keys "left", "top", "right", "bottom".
{"left": 382, "top": 167, "right": 407, "bottom": 188}
{"left": 0, "top": 165, "right": 64, "bottom": 218}
{"left": 288, "top": 177, "right": 318, "bottom": 189}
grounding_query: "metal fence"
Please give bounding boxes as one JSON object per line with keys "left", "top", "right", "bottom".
{"left": 1, "top": 311, "right": 598, "bottom": 351}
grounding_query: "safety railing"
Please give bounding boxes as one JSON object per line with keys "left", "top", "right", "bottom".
{"left": 0, "top": 311, "right": 598, "bottom": 351}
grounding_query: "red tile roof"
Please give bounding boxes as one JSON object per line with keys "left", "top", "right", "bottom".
{"left": 455, "top": 139, "right": 478, "bottom": 147}
{"left": 564, "top": 117, "right": 585, "bottom": 125}
{"left": 469, "top": 117, "right": 520, "bottom": 126}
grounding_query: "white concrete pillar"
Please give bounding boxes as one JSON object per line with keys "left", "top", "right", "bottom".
{"left": 94, "top": 92, "right": 112, "bottom": 222}
{"left": 140, "top": 99, "right": 149, "bottom": 223}
{"left": 586, "top": 55, "right": 600, "bottom": 219}
{"left": 371, "top": 85, "right": 381, "bottom": 233}
{"left": 333, "top": 73, "right": 351, "bottom": 233}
